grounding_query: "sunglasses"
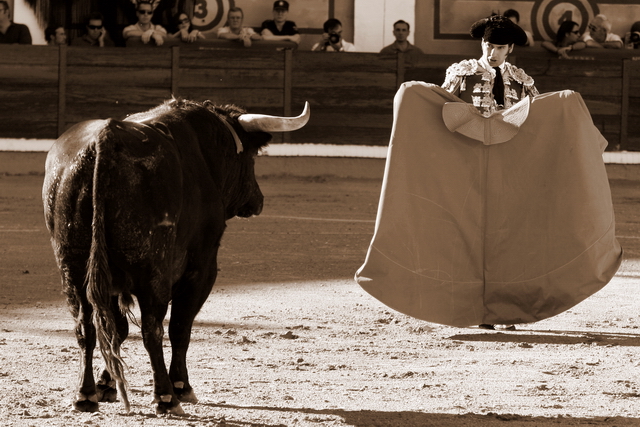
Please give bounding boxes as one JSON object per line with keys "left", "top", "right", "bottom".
{"left": 88, "top": 24, "right": 103, "bottom": 30}
{"left": 137, "top": 10, "right": 153, "bottom": 15}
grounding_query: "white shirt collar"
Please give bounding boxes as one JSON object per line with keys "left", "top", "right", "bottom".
{"left": 479, "top": 57, "right": 506, "bottom": 75}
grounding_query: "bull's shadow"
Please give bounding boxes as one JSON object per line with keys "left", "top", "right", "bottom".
{"left": 197, "top": 403, "right": 639, "bottom": 427}
{"left": 448, "top": 329, "right": 640, "bottom": 347}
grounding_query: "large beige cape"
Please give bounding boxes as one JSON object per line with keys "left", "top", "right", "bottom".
{"left": 355, "top": 82, "right": 622, "bottom": 327}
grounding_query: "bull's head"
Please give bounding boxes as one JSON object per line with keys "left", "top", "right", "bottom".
{"left": 224, "top": 102, "right": 310, "bottom": 219}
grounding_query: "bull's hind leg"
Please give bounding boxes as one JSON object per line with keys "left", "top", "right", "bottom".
{"left": 57, "top": 260, "right": 102, "bottom": 412}
{"left": 67, "top": 286, "right": 129, "bottom": 411}
{"left": 72, "top": 297, "right": 101, "bottom": 412}
{"left": 168, "top": 264, "right": 218, "bottom": 404}
{"left": 95, "top": 295, "right": 130, "bottom": 403}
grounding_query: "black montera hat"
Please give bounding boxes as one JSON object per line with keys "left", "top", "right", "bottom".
{"left": 470, "top": 14, "right": 528, "bottom": 45}
{"left": 273, "top": 0, "right": 289, "bottom": 10}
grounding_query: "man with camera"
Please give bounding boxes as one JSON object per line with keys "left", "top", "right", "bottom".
{"left": 624, "top": 21, "right": 640, "bottom": 49}
{"left": 311, "top": 18, "right": 355, "bottom": 52}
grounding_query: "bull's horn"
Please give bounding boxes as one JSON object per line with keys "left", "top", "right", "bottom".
{"left": 238, "top": 102, "right": 310, "bottom": 133}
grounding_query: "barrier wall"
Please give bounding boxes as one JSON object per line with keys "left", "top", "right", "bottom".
{"left": 1, "top": 44, "right": 639, "bottom": 150}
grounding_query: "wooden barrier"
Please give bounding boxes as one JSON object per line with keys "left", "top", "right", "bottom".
{"left": 1, "top": 46, "right": 60, "bottom": 139}
{"left": 0, "top": 44, "right": 638, "bottom": 151}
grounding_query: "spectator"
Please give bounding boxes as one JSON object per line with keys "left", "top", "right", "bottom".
{"left": 503, "top": 9, "right": 534, "bottom": 46}
{"left": 45, "top": 25, "right": 67, "bottom": 46}
{"left": 378, "top": 20, "right": 423, "bottom": 64}
{"left": 0, "top": 0, "right": 32, "bottom": 44}
{"left": 582, "top": 14, "right": 623, "bottom": 49}
{"left": 623, "top": 21, "right": 640, "bottom": 49}
{"left": 261, "top": 0, "right": 300, "bottom": 45}
{"left": 217, "top": 7, "right": 261, "bottom": 47}
{"left": 72, "top": 12, "right": 114, "bottom": 47}
{"left": 123, "top": 0, "right": 166, "bottom": 46}
{"left": 541, "top": 20, "right": 585, "bottom": 58}
{"left": 171, "top": 12, "right": 204, "bottom": 43}
{"left": 311, "top": 18, "right": 355, "bottom": 52}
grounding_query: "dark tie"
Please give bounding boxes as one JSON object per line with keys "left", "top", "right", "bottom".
{"left": 493, "top": 67, "right": 504, "bottom": 106}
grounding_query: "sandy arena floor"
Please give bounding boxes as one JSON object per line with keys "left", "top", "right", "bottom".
{"left": 1, "top": 172, "right": 640, "bottom": 427}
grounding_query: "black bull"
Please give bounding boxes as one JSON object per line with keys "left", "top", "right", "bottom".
{"left": 43, "top": 99, "right": 309, "bottom": 414}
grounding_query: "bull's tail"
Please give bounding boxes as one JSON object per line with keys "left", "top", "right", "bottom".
{"left": 85, "top": 128, "right": 130, "bottom": 413}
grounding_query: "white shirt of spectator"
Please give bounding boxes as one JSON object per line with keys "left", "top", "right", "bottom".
{"left": 217, "top": 26, "right": 257, "bottom": 38}
{"left": 582, "top": 31, "right": 623, "bottom": 44}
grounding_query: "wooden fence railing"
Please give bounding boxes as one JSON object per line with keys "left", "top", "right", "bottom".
{"left": 1, "top": 44, "right": 638, "bottom": 150}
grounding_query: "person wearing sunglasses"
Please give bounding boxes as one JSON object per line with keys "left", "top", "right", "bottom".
{"left": 582, "top": 14, "right": 623, "bottom": 49}
{"left": 123, "top": 0, "right": 166, "bottom": 46}
{"left": 541, "top": 20, "right": 585, "bottom": 58}
{"left": 171, "top": 12, "right": 204, "bottom": 43}
{"left": 72, "top": 12, "right": 114, "bottom": 47}
{"left": 0, "top": 0, "right": 32, "bottom": 44}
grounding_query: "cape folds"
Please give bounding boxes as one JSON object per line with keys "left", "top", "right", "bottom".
{"left": 355, "top": 83, "right": 622, "bottom": 327}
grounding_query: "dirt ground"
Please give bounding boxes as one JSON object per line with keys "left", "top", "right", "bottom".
{"left": 1, "top": 170, "right": 640, "bottom": 427}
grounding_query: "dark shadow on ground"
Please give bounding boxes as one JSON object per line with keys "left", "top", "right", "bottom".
{"left": 448, "top": 330, "right": 640, "bottom": 346}
{"left": 199, "top": 403, "right": 640, "bottom": 426}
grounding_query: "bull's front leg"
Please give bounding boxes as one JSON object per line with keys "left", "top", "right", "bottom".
{"left": 139, "top": 297, "right": 184, "bottom": 415}
{"left": 168, "top": 265, "right": 218, "bottom": 404}
{"left": 168, "top": 317, "right": 198, "bottom": 404}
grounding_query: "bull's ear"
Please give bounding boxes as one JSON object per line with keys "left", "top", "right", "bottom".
{"left": 238, "top": 102, "right": 310, "bottom": 133}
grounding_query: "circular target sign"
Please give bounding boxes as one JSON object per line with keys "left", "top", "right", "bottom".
{"left": 531, "top": 0, "right": 599, "bottom": 41}
{"left": 191, "top": 0, "right": 235, "bottom": 32}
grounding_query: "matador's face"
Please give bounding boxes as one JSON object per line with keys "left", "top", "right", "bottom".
{"left": 481, "top": 39, "right": 513, "bottom": 67}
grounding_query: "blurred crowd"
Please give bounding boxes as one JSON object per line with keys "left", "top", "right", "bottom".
{"left": 2, "top": 0, "right": 640, "bottom": 58}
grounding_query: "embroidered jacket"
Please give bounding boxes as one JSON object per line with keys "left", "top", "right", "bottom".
{"left": 442, "top": 59, "right": 539, "bottom": 116}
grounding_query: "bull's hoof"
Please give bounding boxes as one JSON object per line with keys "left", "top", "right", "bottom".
{"left": 96, "top": 383, "right": 118, "bottom": 403}
{"left": 73, "top": 398, "right": 99, "bottom": 413}
{"left": 154, "top": 394, "right": 185, "bottom": 415}
{"left": 155, "top": 401, "right": 185, "bottom": 415}
{"left": 174, "top": 384, "right": 198, "bottom": 403}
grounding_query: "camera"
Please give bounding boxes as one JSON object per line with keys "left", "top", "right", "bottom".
{"left": 329, "top": 32, "right": 341, "bottom": 44}
{"left": 629, "top": 22, "right": 640, "bottom": 47}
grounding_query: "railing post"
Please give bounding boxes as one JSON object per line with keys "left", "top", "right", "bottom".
{"left": 283, "top": 48, "right": 293, "bottom": 143}
{"left": 57, "top": 44, "right": 67, "bottom": 137}
{"left": 171, "top": 45, "right": 180, "bottom": 97}
{"left": 621, "top": 58, "right": 630, "bottom": 151}
{"left": 396, "top": 51, "right": 405, "bottom": 89}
